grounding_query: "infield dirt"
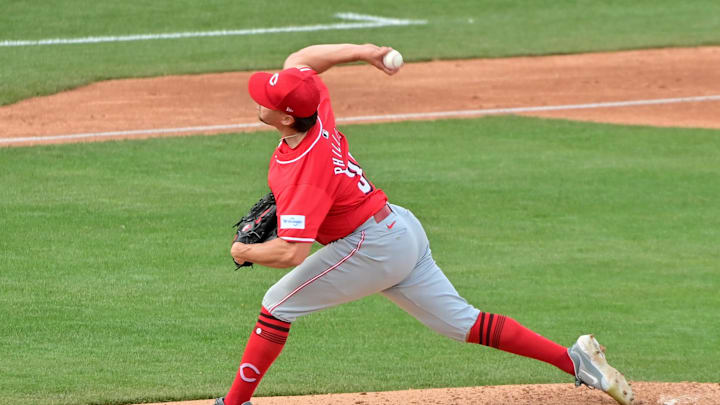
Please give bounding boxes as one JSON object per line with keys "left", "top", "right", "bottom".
{"left": 1, "top": 47, "right": 719, "bottom": 147}
{"left": 5, "top": 47, "right": 720, "bottom": 404}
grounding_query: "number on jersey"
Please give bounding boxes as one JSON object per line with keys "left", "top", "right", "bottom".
{"left": 344, "top": 161, "right": 373, "bottom": 194}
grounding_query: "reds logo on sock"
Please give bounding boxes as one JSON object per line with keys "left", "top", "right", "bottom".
{"left": 239, "top": 363, "right": 261, "bottom": 382}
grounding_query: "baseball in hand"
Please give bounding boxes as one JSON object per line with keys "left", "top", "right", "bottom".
{"left": 383, "top": 49, "right": 404, "bottom": 70}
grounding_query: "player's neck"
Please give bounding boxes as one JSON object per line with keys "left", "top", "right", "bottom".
{"left": 279, "top": 130, "right": 307, "bottom": 149}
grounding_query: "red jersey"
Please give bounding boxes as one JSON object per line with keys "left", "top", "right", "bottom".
{"left": 268, "top": 68, "right": 387, "bottom": 245}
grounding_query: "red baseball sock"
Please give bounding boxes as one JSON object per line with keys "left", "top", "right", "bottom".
{"left": 224, "top": 307, "right": 291, "bottom": 405}
{"left": 466, "top": 312, "right": 575, "bottom": 375}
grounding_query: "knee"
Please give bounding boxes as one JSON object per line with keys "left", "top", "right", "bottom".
{"left": 261, "top": 291, "right": 296, "bottom": 323}
{"left": 258, "top": 304, "right": 293, "bottom": 326}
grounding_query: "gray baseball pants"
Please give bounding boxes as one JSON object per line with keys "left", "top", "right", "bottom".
{"left": 263, "top": 204, "right": 480, "bottom": 342}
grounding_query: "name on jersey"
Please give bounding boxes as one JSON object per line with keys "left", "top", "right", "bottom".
{"left": 280, "top": 215, "right": 306, "bottom": 229}
{"left": 328, "top": 130, "right": 347, "bottom": 175}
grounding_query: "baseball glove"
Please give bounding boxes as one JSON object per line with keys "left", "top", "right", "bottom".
{"left": 231, "top": 192, "right": 277, "bottom": 268}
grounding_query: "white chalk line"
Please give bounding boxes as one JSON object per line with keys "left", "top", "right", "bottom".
{"left": 0, "top": 13, "right": 427, "bottom": 47}
{"left": 1, "top": 123, "right": 264, "bottom": 144}
{"left": 338, "top": 95, "right": 720, "bottom": 122}
{"left": 2, "top": 95, "right": 719, "bottom": 145}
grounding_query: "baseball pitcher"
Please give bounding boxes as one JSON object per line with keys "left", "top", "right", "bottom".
{"left": 216, "top": 44, "right": 633, "bottom": 405}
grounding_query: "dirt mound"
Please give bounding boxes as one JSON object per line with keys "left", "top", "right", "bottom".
{"left": 136, "top": 382, "right": 720, "bottom": 405}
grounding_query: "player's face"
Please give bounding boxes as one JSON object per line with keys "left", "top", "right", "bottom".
{"left": 257, "top": 104, "right": 274, "bottom": 125}
{"left": 257, "top": 105, "right": 281, "bottom": 125}
{"left": 257, "top": 104, "right": 292, "bottom": 129}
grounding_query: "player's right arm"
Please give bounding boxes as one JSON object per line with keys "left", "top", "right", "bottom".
{"left": 231, "top": 237, "right": 312, "bottom": 268}
{"left": 283, "top": 43, "right": 399, "bottom": 75}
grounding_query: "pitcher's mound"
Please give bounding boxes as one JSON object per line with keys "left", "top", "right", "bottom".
{"left": 139, "top": 382, "right": 720, "bottom": 405}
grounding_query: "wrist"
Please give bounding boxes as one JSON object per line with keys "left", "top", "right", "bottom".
{"left": 356, "top": 43, "right": 376, "bottom": 63}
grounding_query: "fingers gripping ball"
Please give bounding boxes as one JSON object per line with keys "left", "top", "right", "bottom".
{"left": 383, "top": 49, "right": 404, "bottom": 70}
{"left": 232, "top": 192, "right": 278, "bottom": 268}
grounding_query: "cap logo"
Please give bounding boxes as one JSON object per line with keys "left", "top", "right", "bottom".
{"left": 269, "top": 73, "right": 279, "bottom": 86}
{"left": 286, "top": 107, "right": 294, "bottom": 113}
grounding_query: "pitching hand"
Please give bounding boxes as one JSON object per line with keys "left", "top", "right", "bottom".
{"left": 362, "top": 44, "right": 400, "bottom": 75}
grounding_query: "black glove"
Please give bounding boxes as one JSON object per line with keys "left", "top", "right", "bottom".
{"left": 231, "top": 192, "right": 277, "bottom": 268}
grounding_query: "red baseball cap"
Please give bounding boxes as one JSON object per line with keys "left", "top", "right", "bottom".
{"left": 248, "top": 67, "right": 320, "bottom": 118}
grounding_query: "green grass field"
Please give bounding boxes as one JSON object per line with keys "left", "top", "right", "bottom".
{"left": 2, "top": 0, "right": 720, "bottom": 404}
{"left": 2, "top": 117, "right": 719, "bottom": 405}
{"left": 2, "top": 0, "right": 720, "bottom": 105}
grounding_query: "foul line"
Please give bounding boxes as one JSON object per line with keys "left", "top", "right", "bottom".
{"left": 2, "top": 95, "right": 719, "bottom": 145}
{"left": 0, "top": 123, "right": 264, "bottom": 144}
{"left": 0, "top": 13, "right": 427, "bottom": 47}
{"left": 337, "top": 95, "right": 720, "bottom": 122}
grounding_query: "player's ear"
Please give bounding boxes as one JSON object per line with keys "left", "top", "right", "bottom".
{"left": 281, "top": 114, "right": 295, "bottom": 127}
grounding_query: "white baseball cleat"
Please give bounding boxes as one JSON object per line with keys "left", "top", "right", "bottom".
{"left": 568, "top": 334, "right": 633, "bottom": 405}
{"left": 214, "top": 398, "right": 252, "bottom": 405}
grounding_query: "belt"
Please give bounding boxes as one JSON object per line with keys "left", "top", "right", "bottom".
{"left": 373, "top": 204, "right": 392, "bottom": 223}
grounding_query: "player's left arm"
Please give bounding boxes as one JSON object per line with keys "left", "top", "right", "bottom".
{"left": 231, "top": 238, "right": 312, "bottom": 269}
{"left": 283, "top": 43, "right": 398, "bottom": 75}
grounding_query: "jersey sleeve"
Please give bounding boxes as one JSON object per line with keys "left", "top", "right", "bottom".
{"left": 275, "top": 183, "right": 333, "bottom": 243}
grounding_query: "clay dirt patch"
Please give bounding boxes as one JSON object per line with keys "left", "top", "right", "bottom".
{"left": 1, "top": 47, "right": 719, "bottom": 146}
{"left": 136, "top": 382, "right": 720, "bottom": 405}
